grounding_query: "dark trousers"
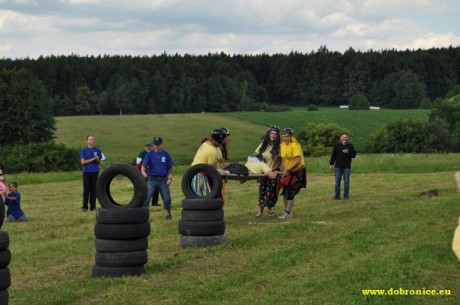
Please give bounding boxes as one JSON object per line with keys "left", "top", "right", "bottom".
{"left": 82, "top": 172, "right": 99, "bottom": 209}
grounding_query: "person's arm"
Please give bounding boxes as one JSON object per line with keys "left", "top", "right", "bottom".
{"left": 141, "top": 164, "right": 148, "bottom": 179}
{"left": 348, "top": 144, "right": 357, "bottom": 158}
{"left": 329, "top": 145, "right": 336, "bottom": 171}
{"left": 167, "top": 167, "right": 173, "bottom": 186}
{"left": 285, "top": 156, "right": 301, "bottom": 175}
{"left": 80, "top": 156, "right": 99, "bottom": 165}
{"left": 272, "top": 156, "right": 282, "bottom": 170}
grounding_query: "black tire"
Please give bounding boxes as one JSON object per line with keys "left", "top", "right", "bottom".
{"left": 178, "top": 220, "right": 225, "bottom": 236}
{"left": 181, "top": 209, "right": 224, "bottom": 222}
{"left": 181, "top": 198, "right": 224, "bottom": 210}
{"left": 94, "top": 222, "right": 151, "bottom": 240}
{"left": 0, "top": 249, "right": 11, "bottom": 269}
{"left": 181, "top": 164, "right": 222, "bottom": 199}
{"left": 95, "top": 250, "right": 148, "bottom": 267}
{"left": 0, "top": 231, "right": 9, "bottom": 250}
{"left": 180, "top": 234, "right": 226, "bottom": 248}
{"left": 95, "top": 238, "right": 148, "bottom": 253}
{"left": 92, "top": 265, "right": 145, "bottom": 278}
{"left": 96, "top": 208, "right": 149, "bottom": 224}
{"left": 0, "top": 289, "right": 8, "bottom": 305}
{"left": 96, "top": 163, "right": 147, "bottom": 209}
{"left": 0, "top": 199, "right": 4, "bottom": 230}
{"left": 0, "top": 267, "right": 10, "bottom": 290}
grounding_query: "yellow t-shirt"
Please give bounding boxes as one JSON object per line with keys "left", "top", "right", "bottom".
{"left": 191, "top": 141, "right": 222, "bottom": 166}
{"left": 255, "top": 143, "right": 279, "bottom": 168}
{"left": 453, "top": 216, "right": 460, "bottom": 261}
{"left": 280, "top": 140, "right": 305, "bottom": 172}
{"left": 245, "top": 160, "right": 271, "bottom": 174}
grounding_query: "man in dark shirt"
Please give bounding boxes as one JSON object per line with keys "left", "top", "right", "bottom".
{"left": 329, "top": 133, "right": 357, "bottom": 200}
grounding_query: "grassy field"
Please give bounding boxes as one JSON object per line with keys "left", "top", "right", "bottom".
{"left": 54, "top": 108, "right": 429, "bottom": 168}
{"left": 2, "top": 154, "right": 460, "bottom": 305}
{"left": 220, "top": 107, "right": 430, "bottom": 151}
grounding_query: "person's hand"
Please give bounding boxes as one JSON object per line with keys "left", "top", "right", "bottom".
{"left": 142, "top": 172, "right": 147, "bottom": 179}
{"left": 329, "top": 165, "right": 333, "bottom": 171}
{"left": 167, "top": 177, "right": 173, "bottom": 186}
{"left": 342, "top": 149, "right": 349, "bottom": 154}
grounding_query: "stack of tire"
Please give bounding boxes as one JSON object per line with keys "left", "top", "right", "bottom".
{"left": 92, "top": 163, "right": 149, "bottom": 278}
{"left": 0, "top": 200, "right": 11, "bottom": 304}
{"left": 179, "top": 164, "right": 226, "bottom": 248}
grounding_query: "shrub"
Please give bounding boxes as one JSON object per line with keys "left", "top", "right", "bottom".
{"left": 0, "top": 141, "right": 80, "bottom": 173}
{"left": 348, "top": 93, "right": 370, "bottom": 110}
{"left": 365, "top": 119, "right": 436, "bottom": 153}
{"left": 419, "top": 97, "right": 433, "bottom": 109}
{"left": 298, "top": 123, "right": 351, "bottom": 157}
{"left": 307, "top": 104, "right": 319, "bottom": 111}
{"left": 428, "top": 95, "right": 460, "bottom": 152}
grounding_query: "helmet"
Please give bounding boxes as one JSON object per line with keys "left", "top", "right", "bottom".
{"left": 281, "top": 128, "right": 294, "bottom": 135}
{"left": 268, "top": 125, "right": 280, "bottom": 133}
{"left": 211, "top": 128, "right": 228, "bottom": 143}
{"left": 220, "top": 127, "right": 231, "bottom": 136}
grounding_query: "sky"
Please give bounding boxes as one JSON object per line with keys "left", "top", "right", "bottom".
{"left": 1, "top": 0, "right": 459, "bottom": 59}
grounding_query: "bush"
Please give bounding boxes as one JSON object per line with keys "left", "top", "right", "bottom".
{"left": 348, "top": 93, "right": 370, "bottom": 110}
{"left": 419, "top": 97, "right": 433, "bottom": 109}
{"left": 365, "top": 119, "right": 436, "bottom": 153}
{"left": 0, "top": 141, "right": 80, "bottom": 173}
{"left": 298, "top": 123, "right": 351, "bottom": 157}
{"left": 307, "top": 104, "right": 319, "bottom": 111}
{"left": 428, "top": 95, "right": 460, "bottom": 152}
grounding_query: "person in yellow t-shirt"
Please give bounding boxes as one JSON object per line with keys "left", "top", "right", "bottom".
{"left": 453, "top": 172, "right": 460, "bottom": 261}
{"left": 278, "top": 128, "right": 306, "bottom": 220}
{"left": 190, "top": 128, "right": 230, "bottom": 196}
{"left": 253, "top": 125, "right": 282, "bottom": 218}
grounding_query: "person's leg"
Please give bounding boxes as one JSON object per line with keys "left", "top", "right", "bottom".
{"left": 82, "top": 173, "right": 90, "bottom": 210}
{"left": 343, "top": 168, "right": 351, "bottom": 199}
{"left": 334, "top": 167, "right": 343, "bottom": 199}
{"left": 151, "top": 189, "right": 160, "bottom": 206}
{"left": 157, "top": 178, "right": 172, "bottom": 219}
{"left": 144, "top": 176, "right": 155, "bottom": 207}
{"left": 89, "top": 172, "right": 98, "bottom": 210}
{"left": 256, "top": 178, "right": 266, "bottom": 217}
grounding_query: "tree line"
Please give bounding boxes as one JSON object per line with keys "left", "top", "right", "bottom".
{"left": 1, "top": 46, "right": 459, "bottom": 116}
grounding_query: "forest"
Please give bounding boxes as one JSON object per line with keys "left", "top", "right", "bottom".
{"left": 0, "top": 45, "right": 459, "bottom": 116}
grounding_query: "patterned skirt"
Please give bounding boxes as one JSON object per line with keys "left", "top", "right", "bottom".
{"left": 281, "top": 167, "right": 307, "bottom": 200}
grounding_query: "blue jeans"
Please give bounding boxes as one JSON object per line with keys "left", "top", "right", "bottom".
{"left": 334, "top": 167, "right": 351, "bottom": 199}
{"left": 145, "top": 176, "right": 171, "bottom": 209}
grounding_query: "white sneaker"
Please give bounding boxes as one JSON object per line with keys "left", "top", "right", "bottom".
{"left": 278, "top": 212, "right": 292, "bottom": 220}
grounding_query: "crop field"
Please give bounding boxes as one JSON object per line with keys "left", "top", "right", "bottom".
{"left": 3, "top": 110, "right": 460, "bottom": 305}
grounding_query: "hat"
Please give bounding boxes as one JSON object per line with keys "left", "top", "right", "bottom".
{"left": 153, "top": 137, "right": 163, "bottom": 145}
{"left": 144, "top": 142, "right": 151, "bottom": 147}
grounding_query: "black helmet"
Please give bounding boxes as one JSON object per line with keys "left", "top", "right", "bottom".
{"left": 211, "top": 128, "right": 228, "bottom": 144}
{"left": 268, "top": 125, "right": 280, "bottom": 133}
{"left": 220, "top": 127, "right": 231, "bottom": 136}
{"left": 281, "top": 128, "right": 294, "bottom": 135}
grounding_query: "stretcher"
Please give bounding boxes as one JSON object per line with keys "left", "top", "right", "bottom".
{"left": 217, "top": 169, "right": 267, "bottom": 182}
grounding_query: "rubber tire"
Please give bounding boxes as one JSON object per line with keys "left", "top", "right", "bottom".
{"left": 181, "top": 198, "right": 224, "bottom": 210}
{"left": 181, "top": 164, "right": 223, "bottom": 199}
{"left": 0, "top": 231, "right": 9, "bottom": 250}
{"left": 0, "top": 199, "right": 4, "bottom": 230}
{"left": 181, "top": 209, "right": 224, "bottom": 222}
{"left": 95, "top": 250, "right": 148, "bottom": 267}
{"left": 0, "top": 267, "right": 11, "bottom": 290}
{"left": 94, "top": 222, "right": 151, "bottom": 240}
{"left": 96, "top": 163, "right": 147, "bottom": 209}
{"left": 96, "top": 208, "right": 149, "bottom": 224}
{"left": 0, "top": 289, "right": 8, "bottom": 305}
{"left": 0, "top": 249, "right": 11, "bottom": 269}
{"left": 178, "top": 220, "right": 225, "bottom": 236}
{"left": 92, "top": 265, "right": 145, "bottom": 278}
{"left": 95, "top": 238, "right": 148, "bottom": 253}
{"left": 180, "top": 234, "right": 226, "bottom": 248}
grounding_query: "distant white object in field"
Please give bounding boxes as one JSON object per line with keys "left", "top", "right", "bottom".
{"left": 370, "top": 106, "right": 380, "bottom": 110}
{"left": 340, "top": 105, "right": 349, "bottom": 109}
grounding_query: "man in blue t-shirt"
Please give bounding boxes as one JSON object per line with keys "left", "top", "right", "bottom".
{"left": 141, "top": 136, "right": 174, "bottom": 220}
{"left": 80, "top": 135, "right": 104, "bottom": 211}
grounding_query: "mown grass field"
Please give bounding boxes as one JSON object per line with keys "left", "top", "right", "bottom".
{"left": 3, "top": 157, "right": 460, "bottom": 305}
{"left": 3, "top": 110, "right": 460, "bottom": 305}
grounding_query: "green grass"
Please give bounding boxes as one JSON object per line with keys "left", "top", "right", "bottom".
{"left": 3, "top": 154, "right": 460, "bottom": 305}
{"left": 219, "top": 107, "right": 430, "bottom": 151}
